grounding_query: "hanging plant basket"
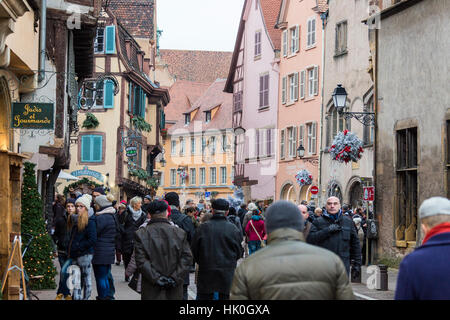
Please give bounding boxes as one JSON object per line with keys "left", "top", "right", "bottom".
{"left": 129, "top": 167, "right": 149, "bottom": 181}
{"left": 329, "top": 129, "right": 364, "bottom": 164}
{"left": 295, "top": 169, "right": 313, "bottom": 186}
{"left": 82, "top": 112, "right": 99, "bottom": 129}
{"left": 178, "top": 171, "right": 188, "bottom": 179}
{"left": 131, "top": 115, "right": 152, "bottom": 132}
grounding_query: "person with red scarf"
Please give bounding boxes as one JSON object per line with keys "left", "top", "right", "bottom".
{"left": 395, "top": 197, "right": 450, "bottom": 300}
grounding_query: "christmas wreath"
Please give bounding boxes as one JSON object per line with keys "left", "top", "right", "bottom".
{"left": 179, "top": 171, "right": 188, "bottom": 179}
{"left": 329, "top": 129, "right": 364, "bottom": 163}
{"left": 295, "top": 169, "right": 313, "bottom": 186}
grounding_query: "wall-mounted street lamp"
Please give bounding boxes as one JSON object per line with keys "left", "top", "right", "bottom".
{"left": 332, "top": 84, "right": 375, "bottom": 126}
{"left": 159, "top": 158, "right": 166, "bottom": 167}
{"left": 296, "top": 145, "right": 319, "bottom": 166}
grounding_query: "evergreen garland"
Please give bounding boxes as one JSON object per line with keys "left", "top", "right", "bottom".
{"left": 81, "top": 112, "right": 100, "bottom": 129}
{"left": 21, "top": 162, "right": 57, "bottom": 290}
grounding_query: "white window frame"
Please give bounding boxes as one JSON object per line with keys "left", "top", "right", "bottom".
{"left": 259, "top": 73, "right": 269, "bottom": 108}
{"left": 222, "top": 134, "right": 227, "bottom": 152}
{"left": 170, "top": 169, "right": 176, "bottom": 186}
{"left": 300, "top": 70, "right": 306, "bottom": 99}
{"left": 94, "top": 27, "right": 105, "bottom": 54}
{"left": 179, "top": 137, "right": 185, "bottom": 156}
{"left": 281, "top": 76, "right": 287, "bottom": 105}
{"left": 220, "top": 166, "right": 227, "bottom": 185}
{"left": 280, "top": 129, "right": 285, "bottom": 160}
{"left": 190, "top": 168, "right": 196, "bottom": 185}
{"left": 290, "top": 25, "right": 299, "bottom": 55}
{"left": 191, "top": 137, "right": 196, "bottom": 155}
{"left": 199, "top": 167, "right": 206, "bottom": 185}
{"left": 308, "top": 68, "right": 315, "bottom": 97}
{"left": 210, "top": 136, "right": 216, "bottom": 155}
{"left": 282, "top": 30, "right": 288, "bottom": 57}
{"left": 171, "top": 140, "right": 176, "bottom": 156}
{"left": 298, "top": 124, "right": 304, "bottom": 150}
{"left": 307, "top": 17, "right": 316, "bottom": 48}
{"left": 288, "top": 72, "right": 298, "bottom": 103}
{"left": 254, "top": 30, "right": 262, "bottom": 57}
{"left": 184, "top": 113, "right": 190, "bottom": 125}
{"left": 210, "top": 167, "right": 217, "bottom": 185}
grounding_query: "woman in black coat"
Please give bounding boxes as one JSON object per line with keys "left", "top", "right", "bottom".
{"left": 121, "top": 196, "right": 147, "bottom": 281}
{"left": 92, "top": 194, "right": 117, "bottom": 300}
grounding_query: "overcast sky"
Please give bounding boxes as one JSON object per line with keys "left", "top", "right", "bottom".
{"left": 157, "top": 0, "right": 245, "bottom": 52}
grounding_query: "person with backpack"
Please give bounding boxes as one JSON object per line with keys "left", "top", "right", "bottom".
{"left": 92, "top": 194, "right": 117, "bottom": 300}
{"left": 165, "top": 192, "right": 195, "bottom": 300}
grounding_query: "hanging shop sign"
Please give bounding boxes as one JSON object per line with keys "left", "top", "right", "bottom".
{"left": 71, "top": 166, "right": 104, "bottom": 182}
{"left": 11, "top": 102, "right": 54, "bottom": 129}
{"left": 125, "top": 146, "right": 138, "bottom": 158}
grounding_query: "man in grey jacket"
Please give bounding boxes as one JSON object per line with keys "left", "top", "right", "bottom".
{"left": 230, "top": 200, "right": 354, "bottom": 300}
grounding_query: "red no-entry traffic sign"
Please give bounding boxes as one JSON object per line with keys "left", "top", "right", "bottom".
{"left": 310, "top": 186, "right": 319, "bottom": 195}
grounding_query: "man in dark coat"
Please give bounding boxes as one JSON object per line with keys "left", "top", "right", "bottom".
{"left": 142, "top": 195, "right": 152, "bottom": 214}
{"left": 307, "top": 196, "right": 361, "bottom": 275}
{"left": 395, "top": 197, "right": 450, "bottom": 300}
{"left": 165, "top": 192, "right": 195, "bottom": 300}
{"left": 135, "top": 200, "right": 192, "bottom": 300}
{"left": 191, "top": 198, "right": 243, "bottom": 300}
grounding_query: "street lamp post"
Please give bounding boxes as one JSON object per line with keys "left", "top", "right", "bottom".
{"left": 296, "top": 144, "right": 319, "bottom": 166}
{"left": 332, "top": 84, "right": 375, "bottom": 126}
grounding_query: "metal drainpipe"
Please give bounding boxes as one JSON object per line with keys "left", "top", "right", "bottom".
{"left": 38, "top": 0, "right": 47, "bottom": 82}
{"left": 318, "top": 12, "right": 327, "bottom": 207}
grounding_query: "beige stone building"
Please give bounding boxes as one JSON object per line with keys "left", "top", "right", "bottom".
{"left": 65, "top": 5, "right": 169, "bottom": 202}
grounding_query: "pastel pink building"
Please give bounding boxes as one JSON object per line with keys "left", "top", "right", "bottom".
{"left": 225, "top": 0, "right": 282, "bottom": 203}
{"left": 275, "top": 0, "right": 327, "bottom": 203}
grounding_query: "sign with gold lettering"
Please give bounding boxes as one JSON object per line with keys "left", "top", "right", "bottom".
{"left": 11, "top": 102, "right": 54, "bottom": 129}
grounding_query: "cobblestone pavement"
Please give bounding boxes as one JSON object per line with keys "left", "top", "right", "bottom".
{"left": 34, "top": 259, "right": 398, "bottom": 300}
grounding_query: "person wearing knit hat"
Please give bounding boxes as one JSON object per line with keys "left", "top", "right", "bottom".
{"left": 165, "top": 192, "right": 180, "bottom": 208}
{"left": 65, "top": 193, "right": 97, "bottom": 300}
{"left": 395, "top": 197, "right": 450, "bottom": 300}
{"left": 230, "top": 200, "right": 354, "bottom": 300}
{"left": 191, "top": 199, "right": 243, "bottom": 300}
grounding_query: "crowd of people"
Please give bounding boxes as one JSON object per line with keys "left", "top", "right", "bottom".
{"left": 50, "top": 188, "right": 450, "bottom": 300}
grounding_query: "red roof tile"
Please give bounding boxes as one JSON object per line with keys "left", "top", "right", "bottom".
{"left": 164, "top": 80, "right": 210, "bottom": 122}
{"left": 260, "top": 0, "right": 283, "bottom": 50}
{"left": 168, "top": 79, "right": 233, "bottom": 134}
{"left": 107, "top": 0, "right": 155, "bottom": 39}
{"left": 159, "top": 49, "right": 233, "bottom": 83}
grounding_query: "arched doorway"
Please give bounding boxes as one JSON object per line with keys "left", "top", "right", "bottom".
{"left": 299, "top": 185, "right": 311, "bottom": 203}
{"left": 0, "top": 76, "right": 11, "bottom": 151}
{"left": 280, "top": 183, "right": 296, "bottom": 203}
{"left": 349, "top": 180, "right": 363, "bottom": 209}
{"left": 327, "top": 181, "right": 343, "bottom": 204}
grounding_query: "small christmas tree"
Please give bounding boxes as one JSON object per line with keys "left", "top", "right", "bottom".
{"left": 21, "top": 162, "right": 57, "bottom": 290}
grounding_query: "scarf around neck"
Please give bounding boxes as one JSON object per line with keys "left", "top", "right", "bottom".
{"left": 422, "top": 222, "right": 450, "bottom": 245}
{"left": 128, "top": 205, "right": 143, "bottom": 221}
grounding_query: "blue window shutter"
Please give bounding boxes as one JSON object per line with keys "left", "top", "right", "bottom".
{"left": 92, "top": 135, "right": 103, "bottom": 162}
{"left": 105, "top": 25, "right": 116, "bottom": 54}
{"left": 128, "top": 82, "right": 132, "bottom": 112}
{"left": 103, "top": 80, "right": 114, "bottom": 108}
{"left": 81, "top": 136, "right": 91, "bottom": 162}
{"left": 141, "top": 92, "right": 146, "bottom": 117}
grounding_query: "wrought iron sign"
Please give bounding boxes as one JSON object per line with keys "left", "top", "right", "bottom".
{"left": 78, "top": 74, "right": 119, "bottom": 110}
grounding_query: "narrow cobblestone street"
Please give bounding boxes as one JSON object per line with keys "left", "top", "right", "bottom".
{"left": 33, "top": 259, "right": 397, "bottom": 300}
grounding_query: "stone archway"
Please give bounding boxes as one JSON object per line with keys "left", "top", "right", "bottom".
{"left": 0, "top": 76, "right": 11, "bottom": 150}
{"left": 299, "top": 185, "right": 312, "bottom": 203}
{"left": 349, "top": 180, "right": 363, "bottom": 209}
{"left": 327, "top": 180, "right": 343, "bottom": 204}
{"left": 280, "top": 183, "right": 296, "bottom": 203}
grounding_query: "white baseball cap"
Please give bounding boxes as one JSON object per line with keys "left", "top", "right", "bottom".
{"left": 419, "top": 197, "right": 450, "bottom": 219}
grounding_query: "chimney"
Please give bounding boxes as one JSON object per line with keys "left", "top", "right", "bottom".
{"left": 125, "top": 38, "right": 132, "bottom": 59}
{"left": 137, "top": 50, "right": 144, "bottom": 71}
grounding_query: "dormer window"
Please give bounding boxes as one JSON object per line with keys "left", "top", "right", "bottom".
{"left": 184, "top": 113, "right": 190, "bottom": 125}
{"left": 205, "top": 111, "right": 211, "bottom": 123}
{"left": 94, "top": 28, "right": 105, "bottom": 53}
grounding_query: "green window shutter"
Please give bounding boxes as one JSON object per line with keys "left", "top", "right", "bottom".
{"left": 141, "top": 90, "right": 146, "bottom": 118}
{"left": 105, "top": 25, "right": 116, "bottom": 54}
{"left": 103, "top": 80, "right": 114, "bottom": 108}
{"left": 81, "top": 135, "right": 91, "bottom": 162}
{"left": 128, "top": 82, "right": 132, "bottom": 113}
{"left": 92, "top": 135, "right": 103, "bottom": 162}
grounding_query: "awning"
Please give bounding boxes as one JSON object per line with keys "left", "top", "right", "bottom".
{"left": 57, "top": 171, "right": 80, "bottom": 181}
